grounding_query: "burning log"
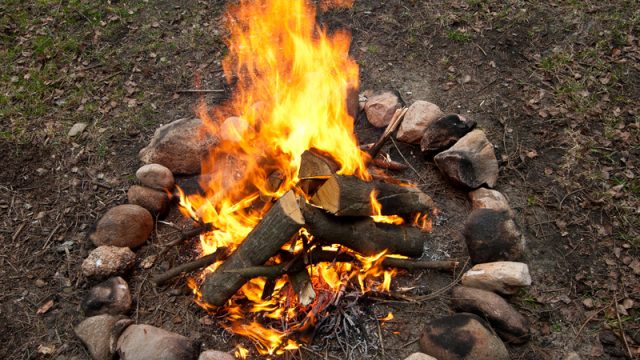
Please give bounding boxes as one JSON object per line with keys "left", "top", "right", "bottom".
{"left": 310, "top": 174, "right": 436, "bottom": 217}
{"left": 200, "top": 191, "right": 305, "bottom": 306}
{"left": 298, "top": 149, "right": 339, "bottom": 179}
{"left": 302, "top": 205, "right": 426, "bottom": 257}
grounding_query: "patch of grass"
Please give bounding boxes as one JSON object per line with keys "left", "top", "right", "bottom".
{"left": 446, "top": 29, "right": 472, "bottom": 43}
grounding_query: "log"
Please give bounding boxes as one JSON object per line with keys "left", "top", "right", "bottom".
{"left": 200, "top": 190, "right": 305, "bottom": 306}
{"left": 302, "top": 205, "right": 426, "bottom": 257}
{"left": 298, "top": 149, "right": 339, "bottom": 179}
{"left": 152, "top": 247, "right": 228, "bottom": 285}
{"left": 310, "top": 174, "right": 436, "bottom": 217}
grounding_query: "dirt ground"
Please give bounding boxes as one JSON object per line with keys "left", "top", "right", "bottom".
{"left": 1, "top": 1, "right": 639, "bottom": 359}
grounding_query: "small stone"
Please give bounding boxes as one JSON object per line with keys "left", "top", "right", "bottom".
{"left": 127, "top": 185, "right": 169, "bottom": 216}
{"left": 364, "top": 91, "right": 403, "bottom": 128}
{"left": 419, "top": 313, "right": 509, "bottom": 360}
{"left": 461, "top": 262, "right": 532, "bottom": 295}
{"left": 81, "top": 246, "right": 136, "bottom": 278}
{"left": 582, "top": 298, "right": 594, "bottom": 309}
{"left": 68, "top": 122, "right": 88, "bottom": 137}
{"left": 117, "top": 324, "right": 197, "bottom": 360}
{"left": 468, "top": 188, "right": 514, "bottom": 218}
{"left": 219, "top": 116, "right": 249, "bottom": 142}
{"left": 451, "top": 286, "right": 530, "bottom": 344}
{"left": 74, "top": 314, "right": 132, "bottom": 360}
{"left": 463, "top": 209, "right": 525, "bottom": 263}
{"left": 138, "top": 118, "right": 219, "bottom": 175}
{"left": 198, "top": 349, "right": 236, "bottom": 360}
{"left": 82, "top": 277, "right": 132, "bottom": 316}
{"left": 433, "top": 129, "right": 499, "bottom": 189}
{"left": 565, "top": 352, "right": 581, "bottom": 360}
{"left": 404, "top": 353, "right": 439, "bottom": 360}
{"left": 140, "top": 255, "right": 157, "bottom": 269}
{"left": 136, "top": 164, "right": 175, "bottom": 190}
{"left": 35, "top": 279, "right": 47, "bottom": 288}
{"left": 396, "top": 101, "right": 444, "bottom": 144}
{"left": 89, "top": 204, "right": 153, "bottom": 248}
{"left": 421, "top": 114, "right": 476, "bottom": 154}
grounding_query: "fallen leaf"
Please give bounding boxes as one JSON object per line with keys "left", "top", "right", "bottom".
{"left": 526, "top": 149, "right": 538, "bottom": 158}
{"left": 37, "top": 344, "right": 55, "bottom": 355}
{"left": 37, "top": 299, "right": 54, "bottom": 315}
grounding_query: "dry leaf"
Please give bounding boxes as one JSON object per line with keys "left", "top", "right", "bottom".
{"left": 37, "top": 344, "right": 55, "bottom": 355}
{"left": 37, "top": 299, "right": 54, "bottom": 315}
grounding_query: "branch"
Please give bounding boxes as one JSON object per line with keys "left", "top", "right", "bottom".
{"left": 152, "top": 247, "right": 228, "bottom": 285}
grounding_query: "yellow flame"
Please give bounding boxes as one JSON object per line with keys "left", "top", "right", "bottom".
{"left": 369, "top": 189, "right": 404, "bottom": 225}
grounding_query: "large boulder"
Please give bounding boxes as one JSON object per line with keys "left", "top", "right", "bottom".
{"left": 136, "top": 164, "right": 175, "bottom": 191}
{"left": 396, "top": 101, "right": 443, "bottom": 143}
{"left": 117, "top": 324, "right": 198, "bottom": 360}
{"left": 127, "top": 185, "right": 169, "bottom": 216}
{"left": 364, "top": 91, "right": 403, "bottom": 128}
{"left": 89, "top": 204, "right": 153, "bottom": 248}
{"left": 139, "top": 118, "right": 218, "bottom": 175}
{"left": 74, "top": 314, "right": 132, "bottom": 360}
{"left": 461, "top": 262, "right": 532, "bottom": 295}
{"left": 468, "top": 188, "right": 514, "bottom": 218}
{"left": 451, "top": 286, "right": 531, "bottom": 344}
{"left": 463, "top": 208, "right": 524, "bottom": 263}
{"left": 81, "top": 246, "right": 136, "bottom": 279}
{"left": 82, "top": 276, "right": 132, "bottom": 316}
{"left": 419, "top": 313, "right": 509, "bottom": 360}
{"left": 421, "top": 114, "right": 476, "bottom": 154}
{"left": 433, "top": 129, "right": 498, "bottom": 189}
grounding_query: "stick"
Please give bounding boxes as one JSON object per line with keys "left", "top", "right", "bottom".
{"left": 368, "top": 107, "right": 408, "bottom": 159}
{"left": 158, "top": 223, "right": 215, "bottom": 257}
{"left": 151, "top": 247, "right": 228, "bottom": 285}
{"left": 175, "top": 89, "right": 225, "bottom": 93}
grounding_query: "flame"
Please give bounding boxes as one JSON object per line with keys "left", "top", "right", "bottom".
{"left": 379, "top": 312, "right": 394, "bottom": 322}
{"left": 369, "top": 189, "right": 404, "bottom": 225}
{"left": 234, "top": 345, "right": 248, "bottom": 359}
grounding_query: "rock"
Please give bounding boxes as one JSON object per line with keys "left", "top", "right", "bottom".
{"left": 136, "top": 164, "right": 175, "bottom": 191}
{"left": 117, "top": 324, "right": 198, "bottom": 360}
{"left": 419, "top": 313, "right": 509, "bottom": 360}
{"left": 139, "top": 118, "right": 219, "bottom": 175}
{"left": 74, "top": 314, "right": 132, "bottom": 360}
{"left": 463, "top": 209, "right": 524, "bottom": 263}
{"left": 82, "top": 277, "right": 132, "bottom": 316}
{"left": 468, "top": 188, "right": 514, "bottom": 218}
{"left": 396, "top": 101, "right": 444, "bottom": 144}
{"left": 433, "top": 129, "right": 498, "bottom": 189}
{"left": 68, "top": 122, "right": 88, "bottom": 137}
{"left": 451, "top": 286, "right": 530, "bottom": 344}
{"left": 404, "top": 353, "right": 439, "bottom": 360}
{"left": 564, "top": 352, "right": 581, "bottom": 360}
{"left": 421, "top": 114, "right": 476, "bottom": 154}
{"left": 127, "top": 185, "right": 169, "bottom": 216}
{"left": 219, "top": 116, "right": 249, "bottom": 142}
{"left": 364, "top": 91, "right": 403, "bottom": 128}
{"left": 82, "top": 246, "right": 136, "bottom": 278}
{"left": 198, "top": 350, "right": 235, "bottom": 360}
{"left": 461, "top": 262, "right": 532, "bottom": 295}
{"left": 89, "top": 204, "right": 153, "bottom": 248}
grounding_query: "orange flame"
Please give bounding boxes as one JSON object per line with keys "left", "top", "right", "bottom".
{"left": 369, "top": 189, "right": 404, "bottom": 225}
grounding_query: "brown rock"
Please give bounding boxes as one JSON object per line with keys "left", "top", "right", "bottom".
{"left": 463, "top": 209, "right": 524, "bottom": 263}
{"left": 421, "top": 114, "right": 476, "bottom": 154}
{"left": 82, "top": 246, "right": 136, "bottom": 278}
{"left": 219, "top": 116, "right": 248, "bottom": 142}
{"left": 461, "top": 262, "right": 532, "bottom": 295}
{"left": 404, "top": 353, "right": 439, "bottom": 360}
{"left": 198, "top": 350, "right": 235, "bottom": 360}
{"left": 419, "top": 313, "right": 509, "bottom": 360}
{"left": 468, "top": 188, "right": 514, "bottom": 218}
{"left": 364, "top": 91, "right": 402, "bottom": 127}
{"left": 117, "top": 324, "right": 198, "bottom": 360}
{"left": 451, "top": 286, "right": 531, "bottom": 344}
{"left": 136, "top": 164, "right": 174, "bottom": 191}
{"left": 433, "top": 129, "right": 498, "bottom": 189}
{"left": 127, "top": 185, "right": 169, "bottom": 216}
{"left": 82, "top": 277, "right": 132, "bottom": 316}
{"left": 74, "top": 314, "right": 132, "bottom": 360}
{"left": 396, "top": 101, "right": 444, "bottom": 143}
{"left": 89, "top": 204, "right": 153, "bottom": 248}
{"left": 139, "top": 118, "right": 218, "bottom": 175}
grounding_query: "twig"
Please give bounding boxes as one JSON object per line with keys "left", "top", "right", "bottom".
{"left": 158, "top": 223, "right": 215, "bottom": 257}
{"left": 574, "top": 299, "right": 615, "bottom": 340}
{"left": 42, "top": 224, "right": 62, "bottom": 250}
{"left": 152, "top": 247, "right": 228, "bottom": 285}
{"left": 614, "top": 293, "right": 633, "bottom": 359}
{"left": 175, "top": 89, "right": 225, "bottom": 93}
{"left": 390, "top": 137, "right": 427, "bottom": 185}
{"left": 368, "top": 107, "right": 408, "bottom": 159}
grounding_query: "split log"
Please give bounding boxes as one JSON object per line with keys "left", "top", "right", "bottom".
{"left": 298, "top": 149, "right": 339, "bottom": 179}
{"left": 302, "top": 205, "right": 426, "bottom": 257}
{"left": 200, "top": 191, "right": 305, "bottom": 306}
{"left": 310, "top": 174, "right": 436, "bottom": 217}
{"left": 368, "top": 107, "right": 408, "bottom": 159}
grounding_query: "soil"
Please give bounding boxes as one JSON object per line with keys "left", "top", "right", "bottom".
{"left": 1, "top": 1, "right": 638, "bottom": 359}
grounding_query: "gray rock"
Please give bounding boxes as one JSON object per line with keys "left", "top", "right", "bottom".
{"left": 74, "top": 314, "right": 132, "bottom": 360}
{"left": 421, "top": 114, "right": 476, "bottom": 154}
{"left": 461, "top": 262, "right": 532, "bottom": 295}
{"left": 68, "top": 122, "right": 88, "bottom": 137}
{"left": 404, "top": 353, "right": 439, "bottom": 360}
{"left": 198, "top": 350, "right": 235, "bottom": 360}
{"left": 82, "top": 246, "right": 136, "bottom": 278}
{"left": 89, "top": 204, "right": 153, "bottom": 248}
{"left": 463, "top": 209, "right": 524, "bottom": 263}
{"left": 468, "top": 188, "right": 514, "bottom": 218}
{"left": 364, "top": 91, "right": 402, "bottom": 128}
{"left": 136, "top": 164, "right": 175, "bottom": 191}
{"left": 117, "top": 324, "right": 198, "bottom": 360}
{"left": 127, "top": 185, "right": 169, "bottom": 216}
{"left": 139, "top": 118, "right": 219, "bottom": 175}
{"left": 433, "top": 129, "right": 498, "bottom": 189}
{"left": 82, "top": 277, "right": 132, "bottom": 316}
{"left": 419, "top": 313, "right": 509, "bottom": 360}
{"left": 451, "top": 286, "right": 530, "bottom": 344}
{"left": 396, "top": 101, "right": 443, "bottom": 144}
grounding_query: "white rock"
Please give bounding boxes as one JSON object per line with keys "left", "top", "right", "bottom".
{"left": 198, "top": 349, "right": 236, "bottom": 360}
{"left": 81, "top": 246, "right": 136, "bottom": 278}
{"left": 461, "top": 262, "right": 532, "bottom": 295}
{"left": 396, "top": 101, "right": 443, "bottom": 144}
{"left": 136, "top": 164, "right": 174, "bottom": 190}
{"left": 219, "top": 116, "right": 248, "bottom": 142}
{"left": 404, "top": 352, "right": 439, "bottom": 360}
{"left": 68, "top": 122, "right": 88, "bottom": 137}
{"left": 364, "top": 92, "right": 402, "bottom": 128}
{"left": 468, "top": 188, "right": 514, "bottom": 217}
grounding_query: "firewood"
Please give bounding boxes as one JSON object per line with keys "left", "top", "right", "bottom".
{"left": 152, "top": 247, "right": 228, "bottom": 285}
{"left": 302, "top": 205, "right": 426, "bottom": 257}
{"left": 310, "top": 174, "right": 436, "bottom": 217}
{"left": 368, "top": 107, "right": 408, "bottom": 159}
{"left": 298, "top": 149, "right": 339, "bottom": 179}
{"left": 200, "top": 190, "right": 305, "bottom": 306}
